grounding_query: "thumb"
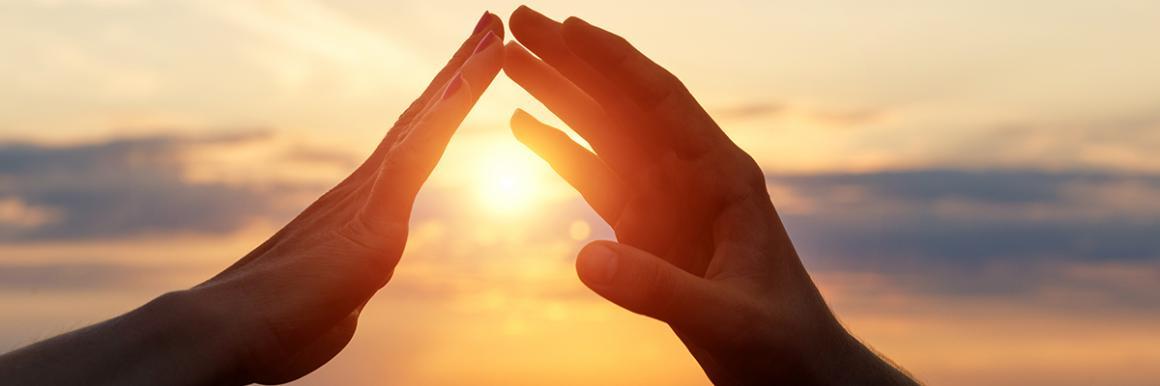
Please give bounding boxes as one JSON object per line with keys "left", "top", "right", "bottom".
{"left": 576, "top": 241, "right": 744, "bottom": 342}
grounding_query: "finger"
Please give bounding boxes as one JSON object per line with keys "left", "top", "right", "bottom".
{"left": 511, "top": 108, "right": 625, "bottom": 222}
{"left": 508, "top": 6, "right": 665, "bottom": 167}
{"left": 394, "top": 12, "right": 503, "bottom": 129}
{"left": 575, "top": 241, "right": 747, "bottom": 344}
{"left": 364, "top": 37, "right": 503, "bottom": 224}
{"left": 560, "top": 16, "right": 723, "bottom": 159}
{"left": 504, "top": 42, "right": 644, "bottom": 171}
{"left": 350, "top": 11, "right": 504, "bottom": 183}
{"left": 509, "top": 6, "right": 623, "bottom": 106}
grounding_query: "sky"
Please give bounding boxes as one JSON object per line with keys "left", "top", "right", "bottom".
{"left": 1, "top": 0, "right": 1159, "bottom": 385}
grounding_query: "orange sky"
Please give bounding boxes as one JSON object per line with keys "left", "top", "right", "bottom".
{"left": 1, "top": 1, "right": 1159, "bottom": 385}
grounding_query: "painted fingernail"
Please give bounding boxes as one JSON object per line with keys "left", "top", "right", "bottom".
{"left": 472, "top": 11, "right": 492, "bottom": 34}
{"left": 441, "top": 74, "right": 465, "bottom": 101}
{"left": 579, "top": 244, "right": 618, "bottom": 285}
{"left": 473, "top": 31, "right": 499, "bottom": 54}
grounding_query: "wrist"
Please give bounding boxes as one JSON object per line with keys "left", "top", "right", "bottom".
{"left": 805, "top": 325, "right": 918, "bottom": 386}
{"left": 128, "top": 290, "right": 251, "bottom": 385}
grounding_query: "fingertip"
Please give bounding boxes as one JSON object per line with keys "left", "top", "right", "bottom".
{"left": 509, "top": 5, "right": 558, "bottom": 42}
{"left": 577, "top": 240, "right": 620, "bottom": 288}
{"left": 510, "top": 107, "right": 535, "bottom": 125}
{"left": 510, "top": 4, "right": 537, "bottom": 24}
{"left": 501, "top": 41, "right": 528, "bottom": 70}
{"left": 476, "top": 11, "right": 505, "bottom": 39}
{"left": 560, "top": 17, "right": 625, "bottom": 65}
{"left": 509, "top": 108, "right": 538, "bottom": 144}
{"left": 562, "top": 16, "right": 586, "bottom": 28}
{"left": 508, "top": 5, "right": 533, "bottom": 36}
{"left": 490, "top": 13, "right": 506, "bottom": 40}
{"left": 472, "top": 11, "right": 493, "bottom": 34}
{"left": 503, "top": 40, "right": 529, "bottom": 58}
{"left": 501, "top": 41, "right": 540, "bottom": 82}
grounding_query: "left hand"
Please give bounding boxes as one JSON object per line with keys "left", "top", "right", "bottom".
{"left": 182, "top": 14, "right": 504, "bottom": 384}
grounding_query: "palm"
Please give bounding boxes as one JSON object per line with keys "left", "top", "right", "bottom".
{"left": 609, "top": 153, "right": 739, "bottom": 278}
{"left": 186, "top": 17, "right": 506, "bottom": 384}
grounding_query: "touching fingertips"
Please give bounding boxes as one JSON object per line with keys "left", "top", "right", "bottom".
{"left": 471, "top": 11, "right": 493, "bottom": 35}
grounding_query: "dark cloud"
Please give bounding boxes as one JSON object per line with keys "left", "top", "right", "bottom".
{"left": 4, "top": 132, "right": 1158, "bottom": 301}
{"left": 0, "top": 132, "right": 327, "bottom": 241}
{"left": 774, "top": 169, "right": 1159, "bottom": 205}
{"left": 768, "top": 169, "right": 1160, "bottom": 293}
{"left": 0, "top": 262, "right": 198, "bottom": 292}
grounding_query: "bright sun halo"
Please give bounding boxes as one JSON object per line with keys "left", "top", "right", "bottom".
{"left": 475, "top": 149, "right": 543, "bottom": 215}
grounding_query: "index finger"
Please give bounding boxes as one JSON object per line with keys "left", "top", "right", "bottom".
{"left": 560, "top": 17, "right": 726, "bottom": 159}
{"left": 362, "top": 34, "right": 506, "bottom": 225}
{"left": 349, "top": 12, "right": 505, "bottom": 184}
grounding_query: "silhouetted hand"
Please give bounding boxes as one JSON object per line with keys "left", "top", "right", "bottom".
{"left": 505, "top": 6, "right": 917, "bottom": 385}
{"left": 185, "top": 16, "right": 504, "bottom": 385}
{"left": 0, "top": 13, "right": 504, "bottom": 386}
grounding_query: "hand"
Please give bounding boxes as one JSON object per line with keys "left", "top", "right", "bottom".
{"left": 182, "top": 14, "right": 504, "bottom": 384}
{"left": 504, "top": 7, "right": 917, "bottom": 385}
{"left": 0, "top": 14, "right": 505, "bottom": 386}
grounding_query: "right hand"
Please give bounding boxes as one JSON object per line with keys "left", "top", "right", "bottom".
{"left": 504, "top": 6, "right": 918, "bottom": 385}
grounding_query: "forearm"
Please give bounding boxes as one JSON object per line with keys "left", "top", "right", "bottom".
{"left": 816, "top": 329, "right": 919, "bottom": 386}
{"left": 0, "top": 291, "right": 247, "bottom": 386}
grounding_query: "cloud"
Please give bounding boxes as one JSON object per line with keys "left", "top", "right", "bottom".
{"left": 768, "top": 169, "right": 1160, "bottom": 297}
{"left": 4, "top": 131, "right": 1158, "bottom": 305}
{"left": 0, "top": 197, "right": 60, "bottom": 230}
{"left": 195, "top": 0, "right": 425, "bottom": 98}
{"left": 712, "top": 102, "right": 786, "bottom": 120}
{"left": 0, "top": 132, "right": 330, "bottom": 242}
{"left": 0, "top": 262, "right": 173, "bottom": 291}
{"left": 711, "top": 101, "right": 885, "bottom": 127}
{"left": 944, "top": 110, "right": 1160, "bottom": 172}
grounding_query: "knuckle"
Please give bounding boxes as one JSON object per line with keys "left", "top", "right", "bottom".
{"left": 639, "top": 262, "right": 678, "bottom": 317}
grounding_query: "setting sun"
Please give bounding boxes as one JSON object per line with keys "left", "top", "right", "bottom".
{"left": 474, "top": 146, "right": 544, "bottom": 215}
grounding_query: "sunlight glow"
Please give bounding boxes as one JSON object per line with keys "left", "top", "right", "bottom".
{"left": 475, "top": 149, "right": 545, "bottom": 216}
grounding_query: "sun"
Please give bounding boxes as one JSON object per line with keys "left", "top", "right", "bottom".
{"left": 474, "top": 148, "right": 544, "bottom": 215}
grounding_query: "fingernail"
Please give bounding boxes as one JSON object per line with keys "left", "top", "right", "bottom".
{"left": 441, "top": 74, "right": 465, "bottom": 101}
{"left": 579, "top": 244, "right": 618, "bottom": 285}
{"left": 473, "top": 31, "right": 499, "bottom": 54}
{"left": 472, "top": 11, "right": 492, "bottom": 34}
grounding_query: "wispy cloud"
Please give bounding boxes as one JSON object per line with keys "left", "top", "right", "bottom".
{"left": 712, "top": 101, "right": 886, "bottom": 127}
{"left": 194, "top": 0, "right": 426, "bottom": 98}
